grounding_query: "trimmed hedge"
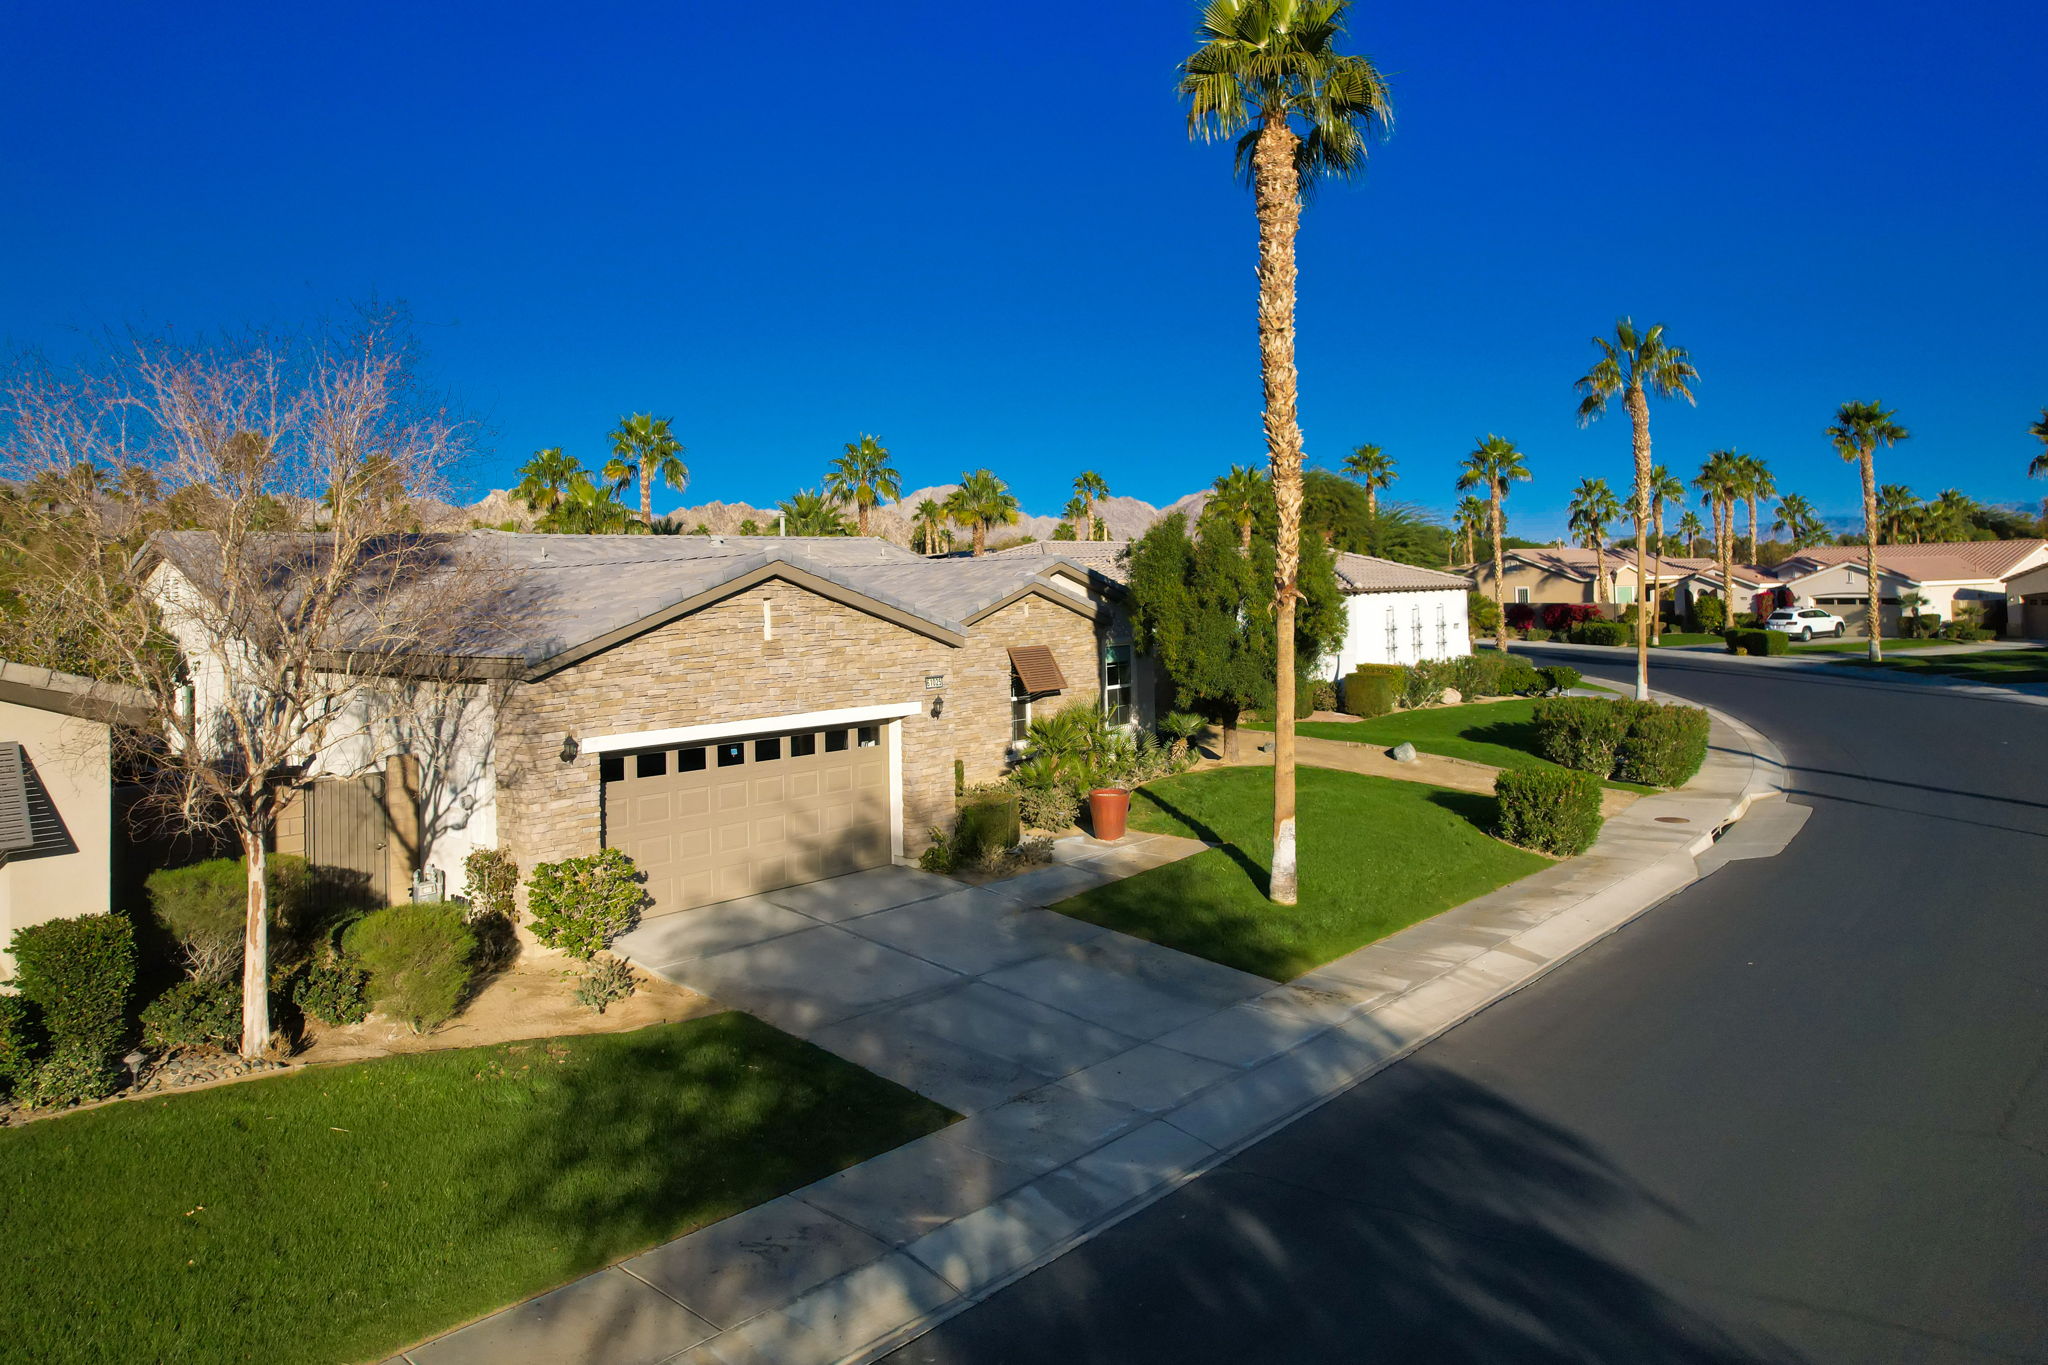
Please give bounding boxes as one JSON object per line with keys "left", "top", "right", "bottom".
{"left": 956, "top": 791, "right": 1022, "bottom": 861}
{"left": 8, "top": 913, "right": 135, "bottom": 1059}
{"left": 342, "top": 903, "right": 477, "bottom": 1033}
{"left": 0, "top": 994, "right": 38, "bottom": 1094}
{"left": 1613, "top": 703, "right": 1712, "bottom": 787}
{"left": 1494, "top": 768, "right": 1604, "bottom": 856}
{"left": 1725, "top": 628, "right": 1789, "bottom": 657}
{"left": 145, "top": 854, "right": 317, "bottom": 980}
{"left": 1567, "top": 621, "right": 1630, "bottom": 647}
{"left": 1344, "top": 664, "right": 1404, "bottom": 718}
{"left": 1691, "top": 595, "right": 1726, "bottom": 633}
{"left": 1531, "top": 698, "right": 1628, "bottom": 774}
{"left": 140, "top": 978, "right": 241, "bottom": 1051}
{"left": 1538, "top": 665, "right": 1582, "bottom": 696}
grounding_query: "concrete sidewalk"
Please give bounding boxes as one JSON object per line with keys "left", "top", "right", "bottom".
{"left": 394, "top": 701, "right": 1793, "bottom": 1365}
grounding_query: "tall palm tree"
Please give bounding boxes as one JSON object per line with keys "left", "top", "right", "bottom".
{"left": 1182, "top": 0, "right": 1392, "bottom": 908}
{"left": 1677, "top": 509, "right": 1705, "bottom": 557}
{"left": 911, "top": 498, "right": 947, "bottom": 555}
{"left": 1695, "top": 451, "right": 1744, "bottom": 624}
{"left": 514, "top": 447, "right": 583, "bottom": 518}
{"left": 1454, "top": 494, "right": 1488, "bottom": 565}
{"left": 945, "top": 469, "right": 1020, "bottom": 556}
{"left": 1575, "top": 318, "right": 1697, "bottom": 699}
{"left": 2030, "top": 410, "right": 2048, "bottom": 479}
{"left": 1773, "top": 492, "right": 1825, "bottom": 550}
{"left": 1877, "top": 483, "right": 1918, "bottom": 543}
{"left": 1072, "top": 470, "right": 1110, "bottom": 541}
{"left": 824, "top": 434, "right": 901, "bottom": 537}
{"left": 1457, "top": 436, "right": 1531, "bottom": 652}
{"left": 603, "top": 414, "right": 688, "bottom": 527}
{"left": 1735, "top": 453, "right": 1775, "bottom": 557}
{"left": 544, "top": 473, "right": 637, "bottom": 534}
{"left": 778, "top": 488, "right": 851, "bottom": 537}
{"left": 1566, "top": 477, "right": 1621, "bottom": 604}
{"left": 1209, "top": 465, "right": 1269, "bottom": 553}
{"left": 1646, "top": 465, "right": 1686, "bottom": 641}
{"left": 1928, "top": 488, "right": 1977, "bottom": 539}
{"left": 1341, "top": 443, "right": 1395, "bottom": 517}
{"left": 1828, "top": 401, "right": 1910, "bottom": 662}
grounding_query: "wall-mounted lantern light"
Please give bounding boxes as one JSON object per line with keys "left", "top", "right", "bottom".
{"left": 930, "top": 694, "right": 945, "bottom": 720}
{"left": 560, "top": 734, "right": 580, "bottom": 764}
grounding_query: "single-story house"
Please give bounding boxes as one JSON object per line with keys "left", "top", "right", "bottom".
{"left": 0, "top": 663, "right": 151, "bottom": 973}
{"left": 143, "top": 532, "right": 1140, "bottom": 917}
{"left": 1755, "top": 540, "right": 2048, "bottom": 638}
{"left": 2002, "top": 560, "right": 2048, "bottom": 639}
{"left": 993, "top": 539, "right": 1474, "bottom": 678}
{"left": 1460, "top": 547, "right": 1769, "bottom": 624}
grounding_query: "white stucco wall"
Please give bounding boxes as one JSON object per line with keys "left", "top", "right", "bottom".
{"left": 0, "top": 703, "right": 113, "bottom": 977}
{"left": 1330, "top": 588, "right": 1472, "bottom": 676}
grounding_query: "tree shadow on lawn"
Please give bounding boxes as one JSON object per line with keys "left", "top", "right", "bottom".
{"left": 907, "top": 1046, "right": 1801, "bottom": 1365}
{"left": 1134, "top": 786, "right": 1268, "bottom": 891}
{"left": 1425, "top": 787, "right": 1505, "bottom": 832}
{"left": 1460, "top": 718, "right": 1544, "bottom": 763}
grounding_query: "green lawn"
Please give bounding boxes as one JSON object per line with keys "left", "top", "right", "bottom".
{"left": 0, "top": 1014, "right": 951, "bottom": 1365}
{"left": 1650, "top": 632, "right": 1726, "bottom": 648}
{"left": 1832, "top": 647, "right": 2048, "bottom": 685}
{"left": 1794, "top": 636, "right": 1989, "bottom": 653}
{"left": 1251, "top": 698, "right": 1653, "bottom": 791}
{"left": 1054, "top": 765, "right": 1547, "bottom": 980}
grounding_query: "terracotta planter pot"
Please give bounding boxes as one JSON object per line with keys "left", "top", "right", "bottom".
{"left": 1088, "top": 787, "right": 1131, "bottom": 842}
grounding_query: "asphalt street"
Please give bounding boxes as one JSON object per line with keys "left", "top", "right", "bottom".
{"left": 886, "top": 652, "right": 2048, "bottom": 1365}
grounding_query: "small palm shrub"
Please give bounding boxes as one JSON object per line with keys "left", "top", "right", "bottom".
{"left": 342, "top": 903, "right": 478, "bottom": 1033}
{"left": 525, "top": 848, "right": 645, "bottom": 961}
{"left": 140, "top": 978, "right": 241, "bottom": 1051}
{"left": 1494, "top": 768, "right": 1604, "bottom": 856}
{"left": 1156, "top": 712, "right": 1207, "bottom": 763}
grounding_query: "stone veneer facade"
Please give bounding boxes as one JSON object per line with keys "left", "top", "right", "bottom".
{"left": 493, "top": 578, "right": 1106, "bottom": 873}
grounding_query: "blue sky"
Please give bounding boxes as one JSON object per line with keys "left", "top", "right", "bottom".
{"left": 5, "top": 1, "right": 2044, "bottom": 539}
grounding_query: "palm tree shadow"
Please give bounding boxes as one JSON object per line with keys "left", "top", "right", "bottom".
{"left": 1133, "top": 787, "right": 1268, "bottom": 891}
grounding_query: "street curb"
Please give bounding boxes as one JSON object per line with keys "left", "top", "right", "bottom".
{"left": 810, "top": 697, "right": 1794, "bottom": 1365}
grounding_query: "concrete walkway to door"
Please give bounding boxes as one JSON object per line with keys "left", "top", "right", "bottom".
{"left": 610, "top": 832, "right": 1245, "bottom": 1115}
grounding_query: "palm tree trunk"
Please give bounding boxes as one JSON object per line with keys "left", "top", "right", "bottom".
{"left": 1862, "top": 450, "right": 1881, "bottom": 662}
{"left": 1719, "top": 499, "right": 1733, "bottom": 627}
{"left": 1491, "top": 493, "right": 1508, "bottom": 652}
{"left": 1747, "top": 498, "right": 1758, "bottom": 559}
{"left": 857, "top": 502, "right": 870, "bottom": 537}
{"left": 973, "top": 522, "right": 987, "bottom": 556}
{"left": 1651, "top": 503, "right": 1665, "bottom": 646}
{"left": 640, "top": 464, "right": 654, "bottom": 527}
{"left": 1626, "top": 387, "right": 1652, "bottom": 700}
{"left": 1367, "top": 489, "right": 1377, "bottom": 520}
{"left": 1595, "top": 543, "right": 1608, "bottom": 605}
{"left": 1253, "top": 116, "right": 1304, "bottom": 907}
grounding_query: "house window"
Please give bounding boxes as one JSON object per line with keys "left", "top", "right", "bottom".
{"left": 754, "top": 736, "right": 781, "bottom": 762}
{"left": 600, "top": 754, "right": 624, "bottom": 783}
{"left": 716, "top": 742, "right": 745, "bottom": 767}
{"left": 789, "top": 733, "right": 815, "bottom": 758}
{"left": 1616, "top": 583, "right": 1636, "bottom": 605}
{"left": 1011, "top": 673, "right": 1032, "bottom": 742}
{"left": 824, "top": 729, "right": 848, "bottom": 752}
{"left": 679, "top": 747, "right": 707, "bottom": 771}
{"left": 856, "top": 725, "right": 879, "bottom": 748}
{"left": 635, "top": 751, "right": 666, "bottom": 779}
{"left": 1514, "top": 586, "right": 1532, "bottom": 604}
{"left": 1411, "top": 605, "right": 1424, "bottom": 653}
{"left": 1102, "top": 644, "right": 1132, "bottom": 725}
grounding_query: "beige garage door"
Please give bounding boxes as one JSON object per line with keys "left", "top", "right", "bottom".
{"left": 602, "top": 722, "right": 892, "bottom": 914}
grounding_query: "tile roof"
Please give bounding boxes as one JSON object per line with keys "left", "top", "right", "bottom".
{"left": 142, "top": 531, "right": 1095, "bottom": 672}
{"left": 989, "top": 539, "right": 1132, "bottom": 578}
{"left": 1762, "top": 540, "right": 2048, "bottom": 583}
{"left": 997, "top": 539, "right": 1473, "bottom": 594}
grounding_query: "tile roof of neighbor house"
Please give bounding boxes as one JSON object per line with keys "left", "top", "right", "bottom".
{"left": 993, "top": 539, "right": 1473, "bottom": 593}
{"left": 140, "top": 531, "right": 1102, "bottom": 672}
{"left": 1760, "top": 539, "right": 2048, "bottom": 584}
{"left": 1458, "top": 546, "right": 1771, "bottom": 586}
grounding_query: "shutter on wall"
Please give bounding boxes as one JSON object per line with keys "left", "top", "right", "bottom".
{"left": 1007, "top": 645, "right": 1068, "bottom": 696}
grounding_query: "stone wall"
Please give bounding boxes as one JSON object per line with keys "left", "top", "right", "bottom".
{"left": 493, "top": 579, "right": 1104, "bottom": 875}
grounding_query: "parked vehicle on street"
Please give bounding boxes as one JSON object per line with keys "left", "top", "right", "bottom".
{"left": 1765, "top": 607, "right": 1846, "bottom": 641}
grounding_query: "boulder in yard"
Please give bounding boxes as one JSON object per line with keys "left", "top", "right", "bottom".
{"left": 1390, "top": 741, "right": 1419, "bottom": 763}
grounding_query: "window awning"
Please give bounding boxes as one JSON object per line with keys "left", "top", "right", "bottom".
{"left": 1008, "top": 645, "right": 1067, "bottom": 697}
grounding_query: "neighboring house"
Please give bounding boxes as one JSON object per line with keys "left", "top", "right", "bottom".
{"left": 1757, "top": 540, "right": 2048, "bottom": 637}
{"left": 0, "top": 663, "right": 150, "bottom": 973}
{"left": 143, "top": 532, "right": 1140, "bottom": 917}
{"left": 2001, "top": 561, "right": 2048, "bottom": 639}
{"left": 995, "top": 540, "right": 1473, "bottom": 679}
{"left": 1463, "top": 547, "right": 1772, "bottom": 624}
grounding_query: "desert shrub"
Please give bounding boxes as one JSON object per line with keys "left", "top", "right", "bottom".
{"left": 1945, "top": 626, "right": 1994, "bottom": 642}
{"left": 145, "top": 855, "right": 315, "bottom": 981}
{"left": 1614, "top": 703, "right": 1711, "bottom": 787}
{"left": 1015, "top": 781, "right": 1082, "bottom": 832}
{"left": 0, "top": 994, "right": 39, "bottom": 1094}
{"left": 1618, "top": 603, "right": 1641, "bottom": 624}
{"left": 8, "top": 913, "right": 135, "bottom": 1059}
{"left": 1344, "top": 664, "right": 1404, "bottom": 718}
{"left": 342, "top": 903, "right": 477, "bottom": 1033}
{"left": 1400, "top": 659, "right": 1453, "bottom": 710}
{"left": 293, "top": 950, "right": 371, "bottom": 1026}
{"left": 1531, "top": 697, "right": 1629, "bottom": 774}
{"left": 917, "top": 828, "right": 956, "bottom": 874}
{"left": 525, "top": 848, "right": 645, "bottom": 961}
{"left": 140, "top": 978, "right": 241, "bottom": 1051}
{"left": 1538, "top": 665, "right": 1582, "bottom": 696}
{"left": 1734, "top": 612, "right": 1761, "bottom": 629}
{"left": 1310, "top": 679, "right": 1339, "bottom": 713}
{"left": 956, "top": 791, "right": 1022, "bottom": 863}
{"left": 1467, "top": 591, "right": 1500, "bottom": 637}
{"left": 1524, "top": 627, "right": 1553, "bottom": 642}
{"left": 574, "top": 956, "right": 636, "bottom": 1015}
{"left": 1503, "top": 602, "right": 1537, "bottom": 632}
{"left": 1495, "top": 768, "right": 1604, "bottom": 856}
{"left": 1903, "top": 612, "right": 1941, "bottom": 639}
{"left": 1496, "top": 657, "right": 1544, "bottom": 696}
{"left": 1724, "top": 628, "right": 1787, "bottom": 657}
{"left": 17, "top": 1045, "right": 119, "bottom": 1109}
{"left": 461, "top": 848, "right": 519, "bottom": 925}
{"left": 1690, "top": 594, "right": 1726, "bottom": 633}
{"left": 1567, "top": 621, "right": 1630, "bottom": 647}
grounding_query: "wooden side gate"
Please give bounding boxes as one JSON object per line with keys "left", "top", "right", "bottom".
{"left": 274, "top": 757, "right": 420, "bottom": 910}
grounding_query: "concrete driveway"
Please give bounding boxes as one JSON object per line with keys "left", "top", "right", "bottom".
{"left": 612, "top": 833, "right": 1259, "bottom": 1115}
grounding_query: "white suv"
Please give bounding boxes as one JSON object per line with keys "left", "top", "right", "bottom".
{"left": 1765, "top": 607, "right": 1845, "bottom": 641}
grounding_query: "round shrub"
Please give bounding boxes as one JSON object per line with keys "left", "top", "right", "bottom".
{"left": 140, "top": 978, "right": 241, "bottom": 1051}
{"left": 1400, "top": 660, "right": 1452, "bottom": 710}
{"left": 1344, "top": 664, "right": 1403, "bottom": 718}
{"left": 1531, "top": 698, "right": 1629, "bottom": 774}
{"left": 1494, "top": 768, "right": 1604, "bottom": 856}
{"left": 17, "top": 1044, "right": 119, "bottom": 1110}
{"left": 1567, "top": 620, "right": 1630, "bottom": 647}
{"left": 1613, "top": 702, "right": 1711, "bottom": 787}
{"left": 7, "top": 913, "right": 135, "bottom": 1059}
{"left": 1496, "top": 658, "right": 1545, "bottom": 696}
{"left": 1538, "top": 665, "right": 1582, "bottom": 696}
{"left": 145, "top": 854, "right": 314, "bottom": 982}
{"left": 526, "top": 848, "right": 645, "bottom": 961}
{"left": 293, "top": 951, "right": 371, "bottom": 1026}
{"left": 1691, "top": 594, "right": 1726, "bottom": 633}
{"left": 1016, "top": 781, "right": 1081, "bottom": 832}
{"left": 342, "top": 903, "right": 478, "bottom": 1033}
{"left": 955, "top": 792, "right": 1022, "bottom": 862}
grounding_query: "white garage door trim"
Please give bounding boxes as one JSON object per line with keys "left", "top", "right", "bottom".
{"left": 584, "top": 702, "right": 920, "bottom": 755}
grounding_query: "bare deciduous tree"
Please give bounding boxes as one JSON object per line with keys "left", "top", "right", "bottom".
{"left": 0, "top": 312, "right": 505, "bottom": 1055}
